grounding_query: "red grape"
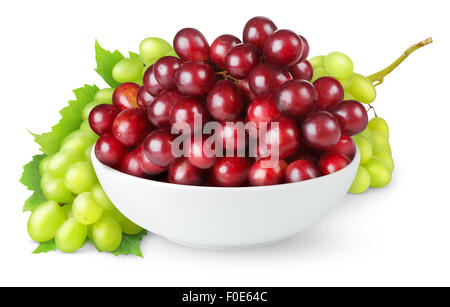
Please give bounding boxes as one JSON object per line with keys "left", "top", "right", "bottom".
{"left": 302, "top": 111, "right": 341, "bottom": 150}
{"left": 285, "top": 159, "right": 320, "bottom": 183}
{"left": 185, "top": 136, "right": 217, "bottom": 169}
{"left": 173, "top": 28, "right": 210, "bottom": 61}
{"left": 212, "top": 157, "right": 251, "bottom": 187}
{"left": 143, "top": 65, "right": 165, "bottom": 96}
{"left": 248, "top": 64, "right": 279, "bottom": 96}
{"left": 328, "top": 135, "right": 356, "bottom": 160}
{"left": 238, "top": 78, "right": 256, "bottom": 101}
{"left": 88, "top": 104, "right": 118, "bottom": 135}
{"left": 154, "top": 56, "right": 182, "bottom": 90}
{"left": 246, "top": 94, "right": 280, "bottom": 127}
{"left": 248, "top": 159, "right": 287, "bottom": 186}
{"left": 275, "top": 69, "right": 293, "bottom": 85}
{"left": 137, "top": 86, "right": 155, "bottom": 109}
{"left": 175, "top": 61, "right": 215, "bottom": 96}
{"left": 120, "top": 148, "right": 148, "bottom": 178}
{"left": 95, "top": 134, "right": 128, "bottom": 168}
{"left": 136, "top": 144, "right": 168, "bottom": 176}
{"left": 206, "top": 79, "right": 244, "bottom": 122}
{"left": 243, "top": 16, "right": 277, "bottom": 51}
{"left": 331, "top": 100, "right": 368, "bottom": 136}
{"left": 275, "top": 80, "right": 317, "bottom": 118}
{"left": 225, "top": 44, "right": 261, "bottom": 79}
{"left": 210, "top": 34, "right": 241, "bottom": 69}
{"left": 147, "top": 90, "right": 183, "bottom": 128}
{"left": 112, "top": 83, "right": 140, "bottom": 111}
{"left": 289, "top": 59, "right": 313, "bottom": 81}
{"left": 298, "top": 35, "right": 310, "bottom": 61}
{"left": 170, "top": 98, "right": 209, "bottom": 133}
{"left": 313, "top": 77, "right": 344, "bottom": 110}
{"left": 258, "top": 116, "right": 301, "bottom": 159}
{"left": 217, "top": 122, "right": 248, "bottom": 153}
{"left": 168, "top": 158, "right": 204, "bottom": 186}
{"left": 112, "top": 108, "right": 150, "bottom": 146}
{"left": 143, "top": 130, "right": 177, "bottom": 167}
{"left": 263, "top": 29, "right": 304, "bottom": 67}
{"left": 318, "top": 153, "right": 351, "bottom": 175}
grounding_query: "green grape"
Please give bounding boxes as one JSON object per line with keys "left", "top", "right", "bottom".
{"left": 343, "top": 91, "right": 355, "bottom": 100}
{"left": 338, "top": 76, "right": 352, "bottom": 91}
{"left": 62, "top": 204, "right": 73, "bottom": 218}
{"left": 91, "top": 183, "right": 114, "bottom": 210}
{"left": 64, "top": 161, "right": 98, "bottom": 194}
{"left": 373, "top": 150, "right": 394, "bottom": 172}
{"left": 112, "top": 58, "right": 144, "bottom": 83}
{"left": 42, "top": 176, "right": 73, "bottom": 203}
{"left": 165, "top": 49, "right": 179, "bottom": 58}
{"left": 139, "top": 37, "right": 172, "bottom": 64}
{"left": 353, "top": 135, "right": 373, "bottom": 164}
{"left": 364, "top": 157, "right": 392, "bottom": 188}
{"left": 82, "top": 101, "right": 102, "bottom": 121}
{"left": 85, "top": 144, "right": 93, "bottom": 162}
{"left": 102, "top": 207, "right": 126, "bottom": 223}
{"left": 48, "top": 149, "right": 83, "bottom": 178}
{"left": 120, "top": 218, "right": 143, "bottom": 235}
{"left": 55, "top": 218, "right": 88, "bottom": 253}
{"left": 324, "top": 52, "right": 353, "bottom": 78}
{"left": 72, "top": 192, "right": 103, "bottom": 225}
{"left": 309, "top": 55, "right": 324, "bottom": 69}
{"left": 27, "top": 201, "right": 66, "bottom": 242}
{"left": 60, "top": 130, "right": 97, "bottom": 154}
{"left": 80, "top": 120, "right": 97, "bottom": 138}
{"left": 93, "top": 217, "right": 123, "bottom": 252}
{"left": 87, "top": 224, "right": 94, "bottom": 240}
{"left": 94, "top": 88, "right": 114, "bottom": 104}
{"left": 349, "top": 166, "right": 371, "bottom": 194}
{"left": 39, "top": 155, "right": 51, "bottom": 175}
{"left": 371, "top": 131, "right": 391, "bottom": 155}
{"left": 312, "top": 68, "right": 330, "bottom": 82}
{"left": 358, "top": 127, "right": 372, "bottom": 142}
{"left": 368, "top": 117, "right": 389, "bottom": 139}
{"left": 348, "top": 73, "right": 377, "bottom": 104}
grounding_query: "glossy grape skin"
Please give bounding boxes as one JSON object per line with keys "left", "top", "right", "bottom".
{"left": 147, "top": 90, "right": 183, "bottom": 128}
{"left": 298, "top": 36, "right": 310, "bottom": 61}
{"left": 309, "top": 56, "right": 325, "bottom": 69}
{"left": 92, "top": 217, "right": 122, "bottom": 252}
{"left": 142, "top": 65, "right": 165, "bottom": 96}
{"left": 168, "top": 158, "right": 204, "bottom": 186}
{"left": 285, "top": 159, "right": 320, "bottom": 183}
{"left": 82, "top": 101, "right": 103, "bottom": 121}
{"left": 47, "top": 150, "right": 82, "bottom": 178}
{"left": 243, "top": 16, "right": 277, "bottom": 51}
{"left": 175, "top": 61, "right": 215, "bottom": 96}
{"left": 206, "top": 80, "right": 244, "bottom": 122}
{"left": 136, "top": 144, "right": 168, "bottom": 176}
{"left": 302, "top": 111, "right": 341, "bottom": 150}
{"left": 248, "top": 159, "right": 287, "bottom": 186}
{"left": 311, "top": 68, "right": 330, "bottom": 82}
{"left": 238, "top": 78, "right": 256, "bottom": 101}
{"left": 373, "top": 150, "right": 394, "bottom": 172}
{"left": 90, "top": 183, "right": 114, "bottom": 210}
{"left": 217, "top": 122, "right": 248, "bottom": 153}
{"left": 275, "top": 79, "right": 317, "bottom": 118}
{"left": 137, "top": 86, "right": 155, "bottom": 110}
{"left": 95, "top": 134, "right": 128, "bottom": 167}
{"left": 212, "top": 157, "right": 251, "bottom": 187}
{"left": 313, "top": 77, "right": 344, "bottom": 110}
{"left": 112, "top": 83, "right": 140, "bottom": 111}
{"left": 364, "top": 157, "right": 392, "bottom": 188}
{"left": 65, "top": 161, "right": 97, "bottom": 195}
{"left": 94, "top": 88, "right": 114, "bottom": 104}
{"left": 263, "top": 29, "right": 304, "bottom": 67}
{"left": 248, "top": 64, "right": 279, "bottom": 96}
{"left": 225, "top": 44, "right": 261, "bottom": 79}
{"left": 154, "top": 56, "right": 182, "bottom": 89}
{"left": 368, "top": 117, "right": 389, "bottom": 139}
{"left": 349, "top": 166, "right": 371, "bottom": 194}
{"left": 139, "top": 37, "right": 173, "bottom": 64}
{"left": 258, "top": 116, "right": 301, "bottom": 159}
{"left": 324, "top": 52, "right": 354, "bottom": 78}
{"left": 88, "top": 104, "right": 118, "bottom": 136}
{"left": 332, "top": 100, "right": 368, "bottom": 136}
{"left": 72, "top": 192, "right": 103, "bottom": 225}
{"left": 246, "top": 94, "right": 280, "bottom": 127}
{"left": 210, "top": 34, "right": 241, "bottom": 69}
{"left": 185, "top": 136, "right": 217, "bottom": 169}
{"left": 318, "top": 153, "right": 351, "bottom": 175}
{"left": 55, "top": 218, "right": 88, "bottom": 253}
{"left": 371, "top": 131, "right": 391, "bottom": 155}
{"left": 60, "top": 130, "right": 97, "bottom": 155}
{"left": 112, "top": 58, "right": 144, "bottom": 83}
{"left": 173, "top": 28, "right": 210, "bottom": 61}
{"left": 112, "top": 108, "right": 150, "bottom": 146}
{"left": 120, "top": 148, "right": 148, "bottom": 178}
{"left": 328, "top": 135, "right": 356, "bottom": 160}
{"left": 353, "top": 135, "right": 373, "bottom": 165}
{"left": 348, "top": 73, "right": 377, "bottom": 104}
{"left": 41, "top": 176, "right": 73, "bottom": 203}
{"left": 170, "top": 98, "right": 209, "bottom": 132}
{"left": 289, "top": 59, "right": 313, "bottom": 81}
{"left": 143, "top": 130, "right": 177, "bottom": 167}
{"left": 120, "top": 218, "right": 143, "bottom": 235}
{"left": 27, "top": 201, "right": 66, "bottom": 242}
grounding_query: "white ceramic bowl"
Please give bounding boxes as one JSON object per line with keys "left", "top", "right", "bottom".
{"left": 92, "top": 150, "right": 360, "bottom": 249}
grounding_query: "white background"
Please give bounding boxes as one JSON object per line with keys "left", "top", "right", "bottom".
{"left": 1, "top": 0, "right": 449, "bottom": 287}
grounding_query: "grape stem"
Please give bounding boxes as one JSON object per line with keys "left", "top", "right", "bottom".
{"left": 367, "top": 37, "right": 433, "bottom": 87}
{"left": 367, "top": 104, "right": 378, "bottom": 117}
{"left": 216, "top": 71, "right": 240, "bottom": 84}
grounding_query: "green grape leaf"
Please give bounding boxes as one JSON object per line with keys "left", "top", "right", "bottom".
{"left": 95, "top": 40, "right": 125, "bottom": 88}
{"left": 20, "top": 154, "right": 47, "bottom": 212}
{"left": 128, "top": 51, "right": 140, "bottom": 59}
{"left": 33, "top": 239, "right": 56, "bottom": 254}
{"left": 31, "top": 84, "right": 99, "bottom": 155}
{"left": 112, "top": 230, "right": 148, "bottom": 257}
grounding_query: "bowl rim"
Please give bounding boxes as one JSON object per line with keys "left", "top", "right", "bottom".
{"left": 92, "top": 148, "right": 360, "bottom": 192}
